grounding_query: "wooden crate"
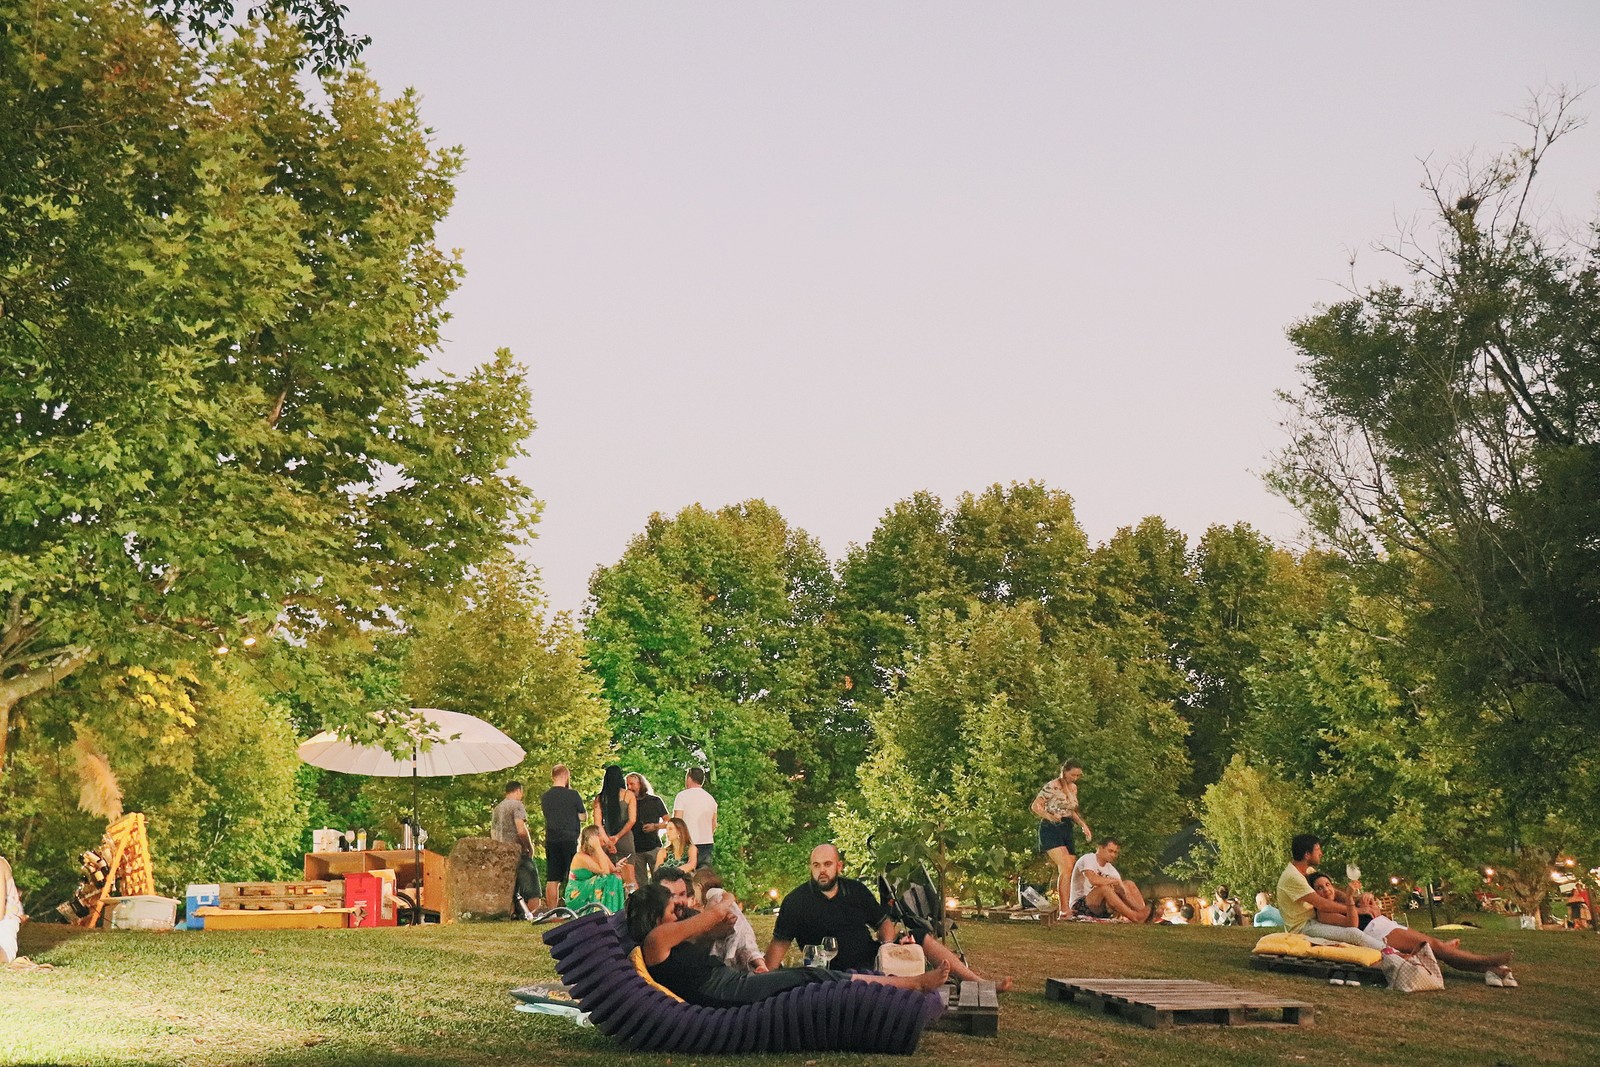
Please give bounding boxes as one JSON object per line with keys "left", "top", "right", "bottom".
{"left": 1044, "top": 977, "right": 1314, "bottom": 1029}
{"left": 930, "top": 980, "right": 1000, "bottom": 1036}
{"left": 215, "top": 881, "right": 343, "bottom": 911}
{"left": 194, "top": 906, "right": 356, "bottom": 931}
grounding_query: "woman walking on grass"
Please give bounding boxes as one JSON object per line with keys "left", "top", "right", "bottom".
{"left": 1031, "top": 761, "right": 1092, "bottom": 918}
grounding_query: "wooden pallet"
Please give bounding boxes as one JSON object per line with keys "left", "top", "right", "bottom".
{"left": 1250, "top": 953, "right": 1386, "bottom": 986}
{"left": 930, "top": 980, "right": 999, "bottom": 1036}
{"left": 1044, "top": 978, "right": 1314, "bottom": 1029}
{"left": 215, "top": 881, "right": 343, "bottom": 910}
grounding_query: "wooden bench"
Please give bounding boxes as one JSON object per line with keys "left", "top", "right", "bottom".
{"left": 929, "top": 980, "right": 999, "bottom": 1036}
{"left": 1044, "top": 978, "right": 1314, "bottom": 1029}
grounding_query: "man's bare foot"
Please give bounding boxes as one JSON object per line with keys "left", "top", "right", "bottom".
{"left": 995, "top": 975, "right": 1014, "bottom": 993}
{"left": 914, "top": 963, "right": 951, "bottom": 992}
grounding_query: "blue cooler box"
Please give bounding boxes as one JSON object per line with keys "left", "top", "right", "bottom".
{"left": 186, "top": 884, "right": 221, "bottom": 929}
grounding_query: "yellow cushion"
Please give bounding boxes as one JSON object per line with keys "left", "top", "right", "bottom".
{"left": 1253, "top": 932, "right": 1313, "bottom": 956}
{"left": 629, "top": 947, "right": 685, "bottom": 1003}
{"left": 1306, "top": 943, "right": 1383, "bottom": 967}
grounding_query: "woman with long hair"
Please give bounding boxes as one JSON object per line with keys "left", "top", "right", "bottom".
{"left": 563, "top": 824, "right": 627, "bottom": 914}
{"left": 656, "top": 817, "right": 699, "bottom": 873}
{"left": 1030, "top": 760, "right": 1091, "bottom": 918}
{"left": 626, "top": 884, "right": 947, "bottom": 1007}
{"left": 593, "top": 764, "right": 637, "bottom": 865}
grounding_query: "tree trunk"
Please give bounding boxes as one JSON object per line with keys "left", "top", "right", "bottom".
{"left": 0, "top": 646, "right": 94, "bottom": 767}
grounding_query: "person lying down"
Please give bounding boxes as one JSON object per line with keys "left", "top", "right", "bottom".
{"left": 1309, "top": 872, "right": 1517, "bottom": 987}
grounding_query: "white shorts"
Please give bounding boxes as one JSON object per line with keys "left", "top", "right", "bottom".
{"left": 1363, "top": 915, "right": 1400, "bottom": 945}
{"left": 0, "top": 916, "right": 19, "bottom": 964}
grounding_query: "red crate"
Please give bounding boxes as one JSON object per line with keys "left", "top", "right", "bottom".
{"left": 344, "top": 871, "right": 396, "bottom": 927}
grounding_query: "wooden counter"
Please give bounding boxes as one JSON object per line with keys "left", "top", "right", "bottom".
{"left": 303, "top": 849, "right": 451, "bottom": 923}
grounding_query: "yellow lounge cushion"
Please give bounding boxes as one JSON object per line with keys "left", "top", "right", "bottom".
{"left": 1306, "top": 943, "right": 1383, "bottom": 967}
{"left": 1253, "top": 932, "right": 1313, "bottom": 956}
{"left": 630, "top": 947, "right": 686, "bottom": 1003}
{"left": 1253, "top": 931, "right": 1381, "bottom": 967}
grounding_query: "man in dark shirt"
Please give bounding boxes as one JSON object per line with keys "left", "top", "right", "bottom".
{"left": 539, "top": 764, "right": 586, "bottom": 911}
{"left": 763, "top": 844, "right": 1010, "bottom": 989}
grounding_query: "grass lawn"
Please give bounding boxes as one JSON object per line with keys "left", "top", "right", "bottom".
{"left": 3, "top": 914, "right": 1596, "bottom": 1066}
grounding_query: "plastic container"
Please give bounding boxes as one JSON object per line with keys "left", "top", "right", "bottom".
{"left": 109, "top": 895, "right": 178, "bottom": 931}
{"left": 185, "top": 884, "right": 221, "bottom": 929}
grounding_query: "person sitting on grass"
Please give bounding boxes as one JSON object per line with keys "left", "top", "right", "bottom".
{"left": 1252, "top": 890, "right": 1284, "bottom": 927}
{"left": 1068, "top": 838, "right": 1151, "bottom": 922}
{"left": 1211, "top": 885, "right": 1242, "bottom": 926}
{"left": 656, "top": 817, "right": 699, "bottom": 873}
{"left": 630, "top": 884, "right": 949, "bottom": 1008}
{"left": 563, "top": 824, "right": 627, "bottom": 914}
{"left": 1308, "top": 871, "right": 1517, "bottom": 987}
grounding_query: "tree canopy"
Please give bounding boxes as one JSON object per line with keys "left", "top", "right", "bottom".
{"left": 0, "top": 3, "right": 536, "bottom": 763}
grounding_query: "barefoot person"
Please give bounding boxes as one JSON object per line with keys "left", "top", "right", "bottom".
{"left": 1, "top": 852, "right": 23, "bottom": 964}
{"left": 1068, "top": 838, "right": 1151, "bottom": 922}
{"left": 630, "top": 884, "right": 948, "bottom": 1007}
{"left": 1031, "top": 761, "right": 1091, "bottom": 918}
{"left": 763, "top": 844, "right": 1013, "bottom": 991}
{"left": 1309, "top": 871, "right": 1517, "bottom": 986}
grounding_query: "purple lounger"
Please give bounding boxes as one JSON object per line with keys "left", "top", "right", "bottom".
{"left": 540, "top": 912, "right": 942, "bottom": 1054}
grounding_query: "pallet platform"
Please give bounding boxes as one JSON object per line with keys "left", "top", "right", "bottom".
{"left": 215, "top": 881, "right": 343, "bottom": 911}
{"left": 930, "top": 980, "right": 999, "bottom": 1036}
{"left": 1044, "top": 977, "right": 1314, "bottom": 1029}
{"left": 1249, "top": 953, "right": 1386, "bottom": 986}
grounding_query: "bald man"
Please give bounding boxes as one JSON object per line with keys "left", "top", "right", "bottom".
{"left": 763, "top": 844, "right": 1010, "bottom": 990}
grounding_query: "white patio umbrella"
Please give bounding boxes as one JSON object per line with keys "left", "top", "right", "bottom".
{"left": 297, "top": 707, "right": 525, "bottom": 921}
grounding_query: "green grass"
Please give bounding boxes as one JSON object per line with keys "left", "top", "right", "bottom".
{"left": 3, "top": 916, "right": 1595, "bottom": 1066}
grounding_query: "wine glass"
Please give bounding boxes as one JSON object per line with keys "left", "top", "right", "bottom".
{"left": 819, "top": 936, "right": 838, "bottom": 969}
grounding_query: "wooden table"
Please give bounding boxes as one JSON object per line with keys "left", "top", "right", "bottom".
{"left": 303, "top": 849, "right": 451, "bottom": 922}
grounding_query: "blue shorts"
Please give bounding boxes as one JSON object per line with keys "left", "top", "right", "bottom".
{"left": 1038, "top": 819, "right": 1077, "bottom": 854}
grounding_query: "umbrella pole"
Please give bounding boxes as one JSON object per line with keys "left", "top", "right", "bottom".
{"left": 412, "top": 749, "right": 423, "bottom": 926}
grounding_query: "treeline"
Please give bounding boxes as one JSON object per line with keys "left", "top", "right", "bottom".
{"left": 2, "top": 4, "right": 1595, "bottom": 912}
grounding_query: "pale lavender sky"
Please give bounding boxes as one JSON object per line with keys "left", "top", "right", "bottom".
{"left": 344, "top": 2, "right": 1600, "bottom": 614}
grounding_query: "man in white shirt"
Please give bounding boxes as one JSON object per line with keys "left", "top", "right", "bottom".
{"left": 672, "top": 767, "right": 718, "bottom": 868}
{"left": 1068, "top": 838, "right": 1150, "bottom": 922}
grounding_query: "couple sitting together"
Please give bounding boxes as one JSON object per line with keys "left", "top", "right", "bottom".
{"left": 627, "top": 845, "right": 1010, "bottom": 1009}
{"left": 1276, "top": 834, "right": 1518, "bottom": 987}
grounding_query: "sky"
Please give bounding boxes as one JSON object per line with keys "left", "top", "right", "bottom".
{"left": 342, "top": 1, "right": 1600, "bottom": 614}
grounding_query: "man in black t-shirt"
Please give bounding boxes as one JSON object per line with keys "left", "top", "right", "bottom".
{"left": 539, "top": 764, "right": 586, "bottom": 910}
{"left": 762, "top": 845, "right": 1010, "bottom": 989}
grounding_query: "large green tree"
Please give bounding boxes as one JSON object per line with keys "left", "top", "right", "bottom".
{"left": 1270, "top": 93, "right": 1600, "bottom": 837}
{"left": 836, "top": 482, "right": 1092, "bottom": 711}
{"left": 585, "top": 501, "right": 848, "bottom": 890}
{"left": 0, "top": 3, "right": 535, "bottom": 764}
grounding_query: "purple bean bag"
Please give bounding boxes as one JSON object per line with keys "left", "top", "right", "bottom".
{"left": 537, "top": 912, "right": 942, "bottom": 1054}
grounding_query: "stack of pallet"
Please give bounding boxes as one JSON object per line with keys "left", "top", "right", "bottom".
{"left": 194, "top": 880, "right": 358, "bottom": 930}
